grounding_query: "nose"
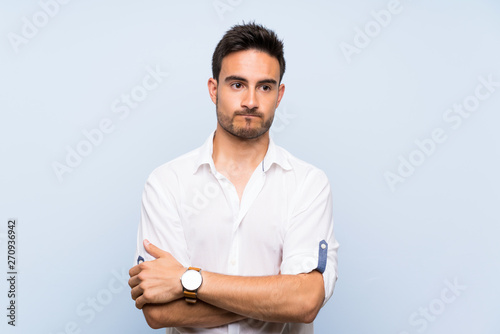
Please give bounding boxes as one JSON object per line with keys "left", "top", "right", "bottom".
{"left": 241, "top": 88, "right": 259, "bottom": 110}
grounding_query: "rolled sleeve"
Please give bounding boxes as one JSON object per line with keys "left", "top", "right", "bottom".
{"left": 134, "top": 170, "right": 190, "bottom": 267}
{"left": 280, "top": 170, "right": 339, "bottom": 306}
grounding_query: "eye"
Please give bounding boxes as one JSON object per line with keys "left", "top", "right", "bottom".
{"left": 261, "top": 85, "right": 272, "bottom": 92}
{"left": 232, "top": 82, "right": 243, "bottom": 89}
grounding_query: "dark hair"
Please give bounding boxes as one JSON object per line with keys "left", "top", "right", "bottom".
{"left": 212, "top": 22, "right": 286, "bottom": 83}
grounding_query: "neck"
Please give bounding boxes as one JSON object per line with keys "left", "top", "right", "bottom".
{"left": 212, "top": 124, "right": 269, "bottom": 173}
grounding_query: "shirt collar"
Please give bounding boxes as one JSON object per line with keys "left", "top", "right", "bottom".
{"left": 193, "top": 131, "right": 292, "bottom": 174}
{"left": 261, "top": 135, "right": 292, "bottom": 172}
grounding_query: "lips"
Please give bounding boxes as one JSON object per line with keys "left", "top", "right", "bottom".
{"left": 234, "top": 112, "right": 262, "bottom": 118}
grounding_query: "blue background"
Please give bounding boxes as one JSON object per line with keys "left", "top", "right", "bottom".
{"left": 1, "top": 0, "right": 499, "bottom": 333}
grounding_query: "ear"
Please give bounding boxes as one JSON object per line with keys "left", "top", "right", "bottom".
{"left": 275, "top": 83, "right": 285, "bottom": 109}
{"left": 208, "top": 78, "right": 218, "bottom": 105}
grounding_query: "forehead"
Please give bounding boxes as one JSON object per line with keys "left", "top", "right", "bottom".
{"left": 220, "top": 49, "right": 280, "bottom": 81}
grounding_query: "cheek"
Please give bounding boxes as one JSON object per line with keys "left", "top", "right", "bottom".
{"left": 218, "top": 92, "right": 240, "bottom": 110}
{"left": 262, "top": 96, "right": 279, "bottom": 112}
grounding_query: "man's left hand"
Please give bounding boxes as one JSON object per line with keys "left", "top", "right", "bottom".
{"left": 128, "top": 239, "right": 186, "bottom": 309}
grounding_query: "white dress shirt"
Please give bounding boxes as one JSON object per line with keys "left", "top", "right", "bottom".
{"left": 135, "top": 131, "right": 339, "bottom": 334}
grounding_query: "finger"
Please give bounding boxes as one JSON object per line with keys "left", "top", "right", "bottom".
{"left": 128, "top": 275, "right": 141, "bottom": 289}
{"left": 143, "top": 239, "right": 168, "bottom": 259}
{"left": 129, "top": 264, "right": 141, "bottom": 277}
{"left": 135, "top": 294, "right": 147, "bottom": 309}
{"left": 131, "top": 284, "right": 144, "bottom": 301}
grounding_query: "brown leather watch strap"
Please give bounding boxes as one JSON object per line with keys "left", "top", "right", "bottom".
{"left": 184, "top": 291, "right": 197, "bottom": 304}
{"left": 183, "top": 267, "right": 202, "bottom": 304}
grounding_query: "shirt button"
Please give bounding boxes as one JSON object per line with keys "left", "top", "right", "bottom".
{"left": 230, "top": 259, "right": 236, "bottom": 266}
{"left": 321, "top": 243, "right": 326, "bottom": 250}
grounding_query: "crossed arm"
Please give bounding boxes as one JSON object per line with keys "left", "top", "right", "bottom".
{"left": 128, "top": 240, "right": 325, "bottom": 329}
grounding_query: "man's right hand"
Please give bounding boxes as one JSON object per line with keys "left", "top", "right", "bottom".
{"left": 128, "top": 239, "right": 186, "bottom": 309}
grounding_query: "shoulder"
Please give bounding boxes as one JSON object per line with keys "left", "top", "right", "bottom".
{"left": 273, "top": 144, "right": 332, "bottom": 216}
{"left": 274, "top": 144, "right": 329, "bottom": 186}
{"left": 146, "top": 146, "right": 202, "bottom": 185}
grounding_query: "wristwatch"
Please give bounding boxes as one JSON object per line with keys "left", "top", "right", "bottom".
{"left": 180, "top": 267, "right": 203, "bottom": 304}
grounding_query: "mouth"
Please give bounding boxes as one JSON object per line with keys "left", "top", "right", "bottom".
{"left": 235, "top": 113, "right": 262, "bottom": 118}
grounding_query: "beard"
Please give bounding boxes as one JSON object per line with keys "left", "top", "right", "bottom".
{"left": 216, "top": 99, "right": 274, "bottom": 140}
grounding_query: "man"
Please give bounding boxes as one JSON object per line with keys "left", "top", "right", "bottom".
{"left": 128, "top": 22, "right": 339, "bottom": 333}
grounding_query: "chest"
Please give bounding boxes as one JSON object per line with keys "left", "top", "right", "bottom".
{"left": 177, "top": 169, "right": 293, "bottom": 275}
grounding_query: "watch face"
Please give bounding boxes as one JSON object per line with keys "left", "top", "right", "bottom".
{"left": 182, "top": 270, "right": 202, "bottom": 291}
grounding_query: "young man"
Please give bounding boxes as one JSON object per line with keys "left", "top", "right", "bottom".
{"left": 128, "top": 22, "right": 339, "bottom": 333}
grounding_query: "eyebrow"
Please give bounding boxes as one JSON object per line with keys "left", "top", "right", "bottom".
{"left": 224, "top": 75, "right": 278, "bottom": 86}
